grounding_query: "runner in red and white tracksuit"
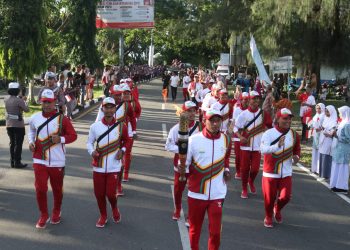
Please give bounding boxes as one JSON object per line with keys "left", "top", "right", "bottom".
{"left": 126, "top": 78, "right": 139, "bottom": 101}
{"left": 231, "top": 92, "right": 249, "bottom": 179}
{"left": 235, "top": 91, "right": 272, "bottom": 199}
{"left": 96, "top": 84, "right": 136, "bottom": 195}
{"left": 87, "top": 97, "right": 131, "bottom": 228}
{"left": 260, "top": 108, "right": 300, "bottom": 228}
{"left": 165, "top": 101, "right": 203, "bottom": 220}
{"left": 211, "top": 88, "right": 233, "bottom": 133}
{"left": 201, "top": 83, "right": 221, "bottom": 114}
{"left": 188, "top": 74, "right": 203, "bottom": 104}
{"left": 28, "top": 89, "right": 77, "bottom": 229}
{"left": 121, "top": 83, "right": 141, "bottom": 181}
{"left": 185, "top": 108, "right": 231, "bottom": 250}
{"left": 195, "top": 80, "right": 212, "bottom": 122}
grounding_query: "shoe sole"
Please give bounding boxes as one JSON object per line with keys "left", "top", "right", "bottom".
{"left": 36, "top": 218, "right": 50, "bottom": 229}
{"left": 264, "top": 223, "right": 274, "bottom": 228}
{"left": 96, "top": 219, "right": 108, "bottom": 228}
{"left": 172, "top": 217, "right": 180, "bottom": 220}
{"left": 240, "top": 195, "right": 248, "bottom": 199}
{"left": 50, "top": 219, "right": 61, "bottom": 225}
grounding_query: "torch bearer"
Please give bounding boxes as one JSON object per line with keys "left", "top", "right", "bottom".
{"left": 178, "top": 112, "right": 189, "bottom": 182}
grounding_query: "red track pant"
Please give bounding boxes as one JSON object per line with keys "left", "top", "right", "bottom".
{"left": 233, "top": 141, "right": 241, "bottom": 175}
{"left": 188, "top": 197, "right": 224, "bottom": 250}
{"left": 183, "top": 88, "right": 190, "bottom": 101}
{"left": 93, "top": 172, "right": 118, "bottom": 217}
{"left": 123, "top": 138, "right": 134, "bottom": 175}
{"left": 33, "top": 164, "right": 64, "bottom": 216}
{"left": 174, "top": 171, "right": 188, "bottom": 210}
{"left": 240, "top": 150, "right": 261, "bottom": 191}
{"left": 262, "top": 176, "right": 292, "bottom": 219}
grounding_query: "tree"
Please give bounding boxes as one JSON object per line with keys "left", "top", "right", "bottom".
{"left": 251, "top": 0, "right": 350, "bottom": 91}
{"left": 65, "top": 0, "right": 101, "bottom": 68}
{"left": 0, "top": 0, "right": 47, "bottom": 82}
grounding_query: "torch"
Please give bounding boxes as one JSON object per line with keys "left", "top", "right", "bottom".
{"left": 178, "top": 112, "right": 189, "bottom": 182}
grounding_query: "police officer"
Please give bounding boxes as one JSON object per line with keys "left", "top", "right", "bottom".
{"left": 4, "top": 82, "right": 29, "bottom": 168}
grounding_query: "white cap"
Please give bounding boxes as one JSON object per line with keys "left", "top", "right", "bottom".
{"left": 219, "top": 88, "right": 228, "bottom": 95}
{"left": 205, "top": 108, "right": 223, "bottom": 120}
{"left": 182, "top": 101, "right": 197, "bottom": 111}
{"left": 41, "top": 89, "right": 55, "bottom": 102}
{"left": 126, "top": 78, "right": 132, "bottom": 82}
{"left": 121, "top": 84, "right": 131, "bottom": 92}
{"left": 8, "top": 82, "right": 20, "bottom": 89}
{"left": 45, "top": 71, "right": 56, "bottom": 80}
{"left": 249, "top": 90, "right": 261, "bottom": 98}
{"left": 209, "top": 79, "right": 215, "bottom": 83}
{"left": 102, "top": 97, "right": 116, "bottom": 106}
{"left": 110, "top": 84, "right": 123, "bottom": 94}
{"left": 120, "top": 79, "right": 126, "bottom": 83}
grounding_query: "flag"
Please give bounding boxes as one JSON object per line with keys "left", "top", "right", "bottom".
{"left": 249, "top": 35, "right": 271, "bottom": 85}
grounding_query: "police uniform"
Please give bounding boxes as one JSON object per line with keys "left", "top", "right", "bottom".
{"left": 5, "top": 82, "right": 29, "bottom": 168}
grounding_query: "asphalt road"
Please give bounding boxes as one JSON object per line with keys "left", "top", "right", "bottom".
{"left": 0, "top": 79, "right": 350, "bottom": 250}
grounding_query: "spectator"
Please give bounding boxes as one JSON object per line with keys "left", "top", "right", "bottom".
{"left": 170, "top": 71, "right": 180, "bottom": 101}
{"left": 4, "top": 82, "right": 29, "bottom": 168}
{"left": 262, "top": 85, "right": 274, "bottom": 117}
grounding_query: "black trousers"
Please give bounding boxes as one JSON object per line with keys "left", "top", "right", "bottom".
{"left": 7, "top": 127, "right": 25, "bottom": 163}
{"left": 171, "top": 86, "right": 177, "bottom": 101}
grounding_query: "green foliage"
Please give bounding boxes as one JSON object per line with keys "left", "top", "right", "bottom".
{"left": 0, "top": 0, "right": 47, "bottom": 82}
{"left": 65, "top": 0, "right": 101, "bottom": 68}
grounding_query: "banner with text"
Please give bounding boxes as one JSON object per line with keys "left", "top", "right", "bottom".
{"left": 249, "top": 35, "right": 271, "bottom": 85}
{"left": 96, "top": 0, "right": 155, "bottom": 29}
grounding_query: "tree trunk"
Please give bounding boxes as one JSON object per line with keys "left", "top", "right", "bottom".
{"left": 28, "top": 79, "right": 36, "bottom": 105}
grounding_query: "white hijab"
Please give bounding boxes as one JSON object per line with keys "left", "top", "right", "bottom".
{"left": 322, "top": 105, "right": 338, "bottom": 131}
{"left": 337, "top": 106, "right": 350, "bottom": 137}
{"left": 312, "top": 103, "right": 325, "bottom": 125}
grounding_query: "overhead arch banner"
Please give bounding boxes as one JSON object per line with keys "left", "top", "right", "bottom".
{"left": 96, "top": 0, "right": 155, "bottom": 29}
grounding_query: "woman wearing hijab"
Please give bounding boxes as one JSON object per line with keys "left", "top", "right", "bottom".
{"left": 318, "top": 105, "right": 338, "bottom": 180}
{"left": 330, "top": 106, "right": 350, "bottom": 194}
{"left": 309, "top": 103, "right": 325, "bottom": 174}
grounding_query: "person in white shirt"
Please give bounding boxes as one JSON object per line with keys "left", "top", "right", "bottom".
{"left": 185, "top": 108, "right": 231, "bottom": 250}
{"left": 188, "top": 74, "right": 203, "bottom": 104}
{"left": 170, "top": 71, "right": 180, "bottom": 101}
{"left": 182, "top": 72, "right": 191, "bottom": 101}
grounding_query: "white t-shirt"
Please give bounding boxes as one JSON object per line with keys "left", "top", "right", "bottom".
{"left": 182, "top": 76, "right": 191, "bottom": 88}
{"left": 170, "top": 75, "right": 180, "bottom": 87}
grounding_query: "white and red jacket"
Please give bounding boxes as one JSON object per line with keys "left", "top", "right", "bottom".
{"left": 87, "top": 117, "right": 131, "bottom": 173}
{"left": 186, "top": 128, "right": 231, "bottom": 200}
{"left": 211, "top": 101, "right": 233, "bottom": 132}
{"left": 165, "top": 121, "right": 203, "bottom": 172}
{"left": 235, "top": 107, "right": 273, "bottom": 151}
{"left": 28, "top": 111, "right": 77, "bottom": 167}
{"left": 232, "top": 104, "right": 247, "bottom": 142}
{"left": 201, "top": 93, "right": 218, "bottom": 112}
{"left": 188, "top": 81, "right": 203, "bottom": 99}
{"left": 260, "top": 126, "right": 301, "bottom": 178}
{"left": 96, "top": 101, "right": 137, "bottom": 135}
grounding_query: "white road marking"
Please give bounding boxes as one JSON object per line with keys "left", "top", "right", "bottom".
{"left": 171, "top": 185, "right": 191, "bottom": 250}
{"left": 162, "top": 123, "right": 167, "bottom": 140}
{"left": 296, "top": 163, "right": 350, "bottom": 205}
{"left": 162, "top": 103, "right": 165, "bottom": 110}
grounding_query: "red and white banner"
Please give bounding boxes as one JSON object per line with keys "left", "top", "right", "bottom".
{"left": 96, "top": 0, "right": 155, "bottom": 29}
